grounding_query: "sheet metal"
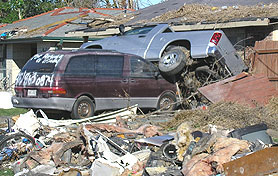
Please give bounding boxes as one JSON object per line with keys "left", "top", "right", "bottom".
{"left": 135, "top": 134, "right": 174, "bottom": 146}
{"left": 198, "top": 72, "right": 278, "bottom": 107}
{"left": 223, "top": 147, "right": 278, "bottom": 176}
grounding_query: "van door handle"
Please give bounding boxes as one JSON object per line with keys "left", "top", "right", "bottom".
{"left": 138, "top": 35, "right": 146, "bottom": 38}
{"left": 130, "top": 79, "right": 136, "bottom": 83}
{"left": 121, "top": 79, "right": 128, "bottom": 83}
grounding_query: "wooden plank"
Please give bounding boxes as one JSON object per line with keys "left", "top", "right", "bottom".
{"left": 171, "top": 19, "right": 269, "bottom": 31}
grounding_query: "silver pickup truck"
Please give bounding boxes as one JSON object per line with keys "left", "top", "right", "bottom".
{"left": 81, "top": 24, "right": 247, "bottom": 83}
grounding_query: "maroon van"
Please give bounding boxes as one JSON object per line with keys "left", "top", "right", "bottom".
{"left": 12, "top": 49, "right": 179, "bottom": 119}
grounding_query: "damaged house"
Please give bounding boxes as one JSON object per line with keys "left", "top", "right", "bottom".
{"left": 2, "top": 1, "right": 278, "bottom": 176}
{"left": 0, "top": 7, "right": 134, "bottom": 91}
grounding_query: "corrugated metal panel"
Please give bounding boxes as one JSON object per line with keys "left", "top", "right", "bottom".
{"left": 252, "top": 40, "right": 278, "bottom": 90}
{"left": 198, "top": 72, "right": 278, "bottom": 107}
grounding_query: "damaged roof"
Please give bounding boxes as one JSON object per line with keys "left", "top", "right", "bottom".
{"left": 127, "top": 0, "right": 278, "bottom": 24}
{"left": 0, "top": 7, "right": 134, "bottom": 40}
{"left": 65, "top": 0, "right": 278, "bottom": 37}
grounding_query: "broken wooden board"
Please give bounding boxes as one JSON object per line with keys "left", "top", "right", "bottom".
{"left": 198, "top": 72, "right": 278, "bottom": 107}
{"left": 39, "top": 105, "right": 137, "bottom": 127}
{"left": 223, "top": 147, "right": 278, "bottom": 176}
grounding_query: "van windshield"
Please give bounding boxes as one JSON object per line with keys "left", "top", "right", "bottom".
{"left": 22, "top": 53, "right": 64, "bottom": 73}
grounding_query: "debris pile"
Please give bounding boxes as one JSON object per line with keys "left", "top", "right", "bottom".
{"left": 1, "top": 100, "right": 278, "bottom": 175}
{"left": 162, "top": 98, "right": 278, "bottom": 131}
{"left": 149, "top": 4, "right": 278, "bottom": 23}
{"left": 87, "top": 3, "right": 278, "bottom": 29}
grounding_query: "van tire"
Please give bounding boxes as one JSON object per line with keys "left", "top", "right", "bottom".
{"left": 159, "top": 46, "right": 189, "bottom": 76}
{"left": 71, "top": 96, "right": 94, "bottom": 119}
{"left": 157, "top": 92, "right": 177, "bottom": 111}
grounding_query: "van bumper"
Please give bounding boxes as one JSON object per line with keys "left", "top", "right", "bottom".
{"left": 11, "top": 96, "right": 76, "bottom": 112}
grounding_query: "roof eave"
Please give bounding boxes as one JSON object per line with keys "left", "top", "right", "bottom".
{"left": 0, "top": 36, "right": 99, "bottom": 44}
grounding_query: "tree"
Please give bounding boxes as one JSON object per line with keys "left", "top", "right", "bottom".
{"left": 0, "top": 0, "right": 159, "bottom": 23}
{"left": 0, "top": 0, "right": 64, "bottom": 23}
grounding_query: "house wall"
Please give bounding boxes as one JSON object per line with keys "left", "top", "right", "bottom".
{"left": 223, "top": 26, "right": 273, "bottom": 48}
{"left": 12, "top": 43, "right": 33, "bottom": 68}
{"left": 37, "top": 41, "right": 81, "bottom": 52}
{"left": 37, "top": 42, "right": 53, "bottom": 53}
{"left": 5, "top": 43, "right": 33, "bottom": 90}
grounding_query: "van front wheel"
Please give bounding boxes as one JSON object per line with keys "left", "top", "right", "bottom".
{"left": 71, "top": 96, "right": 94, "bottom": 119}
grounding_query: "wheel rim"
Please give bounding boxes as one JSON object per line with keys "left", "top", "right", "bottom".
{"left": 0, "top": 136, "right": 34, "bottom": 164}
{"left": 162, "top": 52, "right": 179, "bottom": 67}
{"left": 77, "top": 101, "right": 91, "bottom": 118}
{"left": 160, "top": 97, "right": 174, "bottom": 110}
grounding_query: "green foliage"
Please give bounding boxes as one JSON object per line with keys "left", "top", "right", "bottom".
{"left": 0, "top": 108, "right": 28, "bottom": 117}
{"left": 0, "top": 168, "right": 14, "bottom": 176}
{"left": 0, "top": 0, "right": 64, "bottom": 23}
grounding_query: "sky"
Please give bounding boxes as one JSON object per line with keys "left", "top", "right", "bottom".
{"left": 139, "top": 0, "right": 162, "bottom": 8}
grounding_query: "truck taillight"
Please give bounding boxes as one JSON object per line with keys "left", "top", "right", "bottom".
{"left": 40, "top": 87, "right": 66, "bottom": 95}
{"left": 210, "top": 32, "right": 222, "bottom": 45}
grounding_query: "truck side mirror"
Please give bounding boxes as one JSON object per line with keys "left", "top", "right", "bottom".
{"left": 119, "top": 24, "right": 125, "bottom": 35}
{"left": 154, "top": 71, "right": 160, "bottom": 79}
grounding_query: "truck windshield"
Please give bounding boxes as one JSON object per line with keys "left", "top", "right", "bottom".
{"left": 22, "top": 53, "right": 64, "bottom": 73}
{"left": 124, "top": 26, "right": 155, "bottom": 35}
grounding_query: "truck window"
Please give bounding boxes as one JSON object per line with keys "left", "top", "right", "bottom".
{"left": 65, "top": 55, "right": 96, "bottom": 75}
{"left": 124, "top": 26, "right": 155, "bottom": 35}
{"left": 96, "top": 55, "right": 123, "bottom": 77}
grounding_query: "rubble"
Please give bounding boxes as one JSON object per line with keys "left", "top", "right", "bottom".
{"left": 1, "top": 98, "right": 278, "bottom": 176}
{"left": 162, "top": 97, "right": 278, "bottom": 131}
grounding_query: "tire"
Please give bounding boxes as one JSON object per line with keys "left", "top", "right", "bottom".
{"left": 159, "top": 46, "right": 189, "bottom": 76}
{"left": 0, "top": 133, "right": 35, "bottom": 165}
{"left": 157, "top": 92, "right": 177, "bottom": 111}
{"left": 71, "top": 96, "right": 95, "bottom": 119}
{"left": 195, "top": 66, "right": 221, "bottom": 85}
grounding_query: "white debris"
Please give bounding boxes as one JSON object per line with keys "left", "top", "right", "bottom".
{"left": 12, "top": 109, "right": 40, "bottom": 136}
{"left": 0, "top": 91, "right": 13, "bottom": 109}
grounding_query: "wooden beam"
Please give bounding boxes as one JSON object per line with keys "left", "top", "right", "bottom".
{"left": 172, "top": 18, "right": 270, "bottom": 31}
{"left": 256, "top": 49, "right": 278, "bottom": 54}
{"left": 65, "top": 27, "right": 132, "bottom": 37}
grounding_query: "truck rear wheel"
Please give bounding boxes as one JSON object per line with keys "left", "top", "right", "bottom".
{"left": 159, "top": 46, "right": 189, "bottom": 77}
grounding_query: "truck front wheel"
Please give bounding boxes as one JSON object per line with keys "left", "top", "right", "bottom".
{"left": 159, "top": 46, "right": 189, "bottom": 77}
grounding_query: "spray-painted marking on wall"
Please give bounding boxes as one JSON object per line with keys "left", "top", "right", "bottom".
{"left": 15, "top": 71, "right": 54, "bottom": 87}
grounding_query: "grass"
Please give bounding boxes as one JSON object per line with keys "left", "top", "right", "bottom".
{"left": 0, "top": 168, "right": 14, "bottom": 176}
{"left": 0, "top": 108, "right": 28, "bottom": 117}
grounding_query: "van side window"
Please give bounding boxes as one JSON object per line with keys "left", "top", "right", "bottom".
{"left": 130, "top": 57, "right": 156, "bottom": 78}
{"left": 96, "top": 55, "right": 123, "bottom": 77}
{"left": 65, "top": 55, "right": 95, "bottom": 75}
